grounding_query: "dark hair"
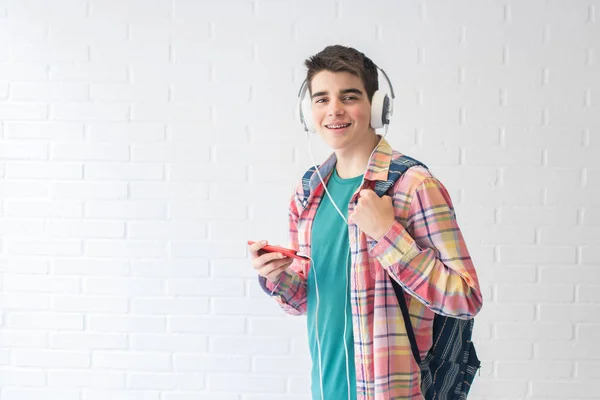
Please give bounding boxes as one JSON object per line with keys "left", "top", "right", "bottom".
{"left": 304, "top": 45, "right": 379, "bottom": 102}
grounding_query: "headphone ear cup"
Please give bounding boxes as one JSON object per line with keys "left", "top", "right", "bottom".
{"left": 370, "top": 90, "right": 386, "bottom": 129}
{"left": 301, "top": 94, "right": 315, "bottom": 132}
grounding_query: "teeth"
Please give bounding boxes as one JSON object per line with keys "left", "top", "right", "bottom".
{"left": 327, "top": 124, "right": 350, "bottom": 129}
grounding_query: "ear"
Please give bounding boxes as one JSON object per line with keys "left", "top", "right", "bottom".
{"left": 370, "top": 90, "right": 387, "bottom": 129}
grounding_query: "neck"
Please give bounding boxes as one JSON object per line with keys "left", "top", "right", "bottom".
{"left": 335, "top": 131, "right": 381, "bottom": 179}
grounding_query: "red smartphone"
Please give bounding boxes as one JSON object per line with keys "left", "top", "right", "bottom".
{"left": 247, "top": 240, "right": 310, "bottom": 261}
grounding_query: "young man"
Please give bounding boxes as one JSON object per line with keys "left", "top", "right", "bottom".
{"left": 249, "top": 45, "right": 482, "bottom": 400}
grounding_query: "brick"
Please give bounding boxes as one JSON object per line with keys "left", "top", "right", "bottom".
{"left": 539, "top": 304, "right": 598, "bottom": 322}
{"left": 130, "top": 260, "right": 209, "bottom": 278}
{"left": 0, "top": 258, "right": 48, "bottom": 274}
{"left": 82, "top": 390, "right": 159, "bottom": 400}
{"left": 0, "top": 330, "right": 48, "bottom": 348}
{"left": 0, "top": 63, "right": 48, "bottom": 81}
{"left": 83, "top": 239, "right": 167, "bottom": 257}
{"left": 1, "top": 388, "right": 80, "bottom": 400}
{"left": 83, "top": 277, "right": 163, "bottom": 296}
{"left": 541, "top": 266, "right": 600, "bottom": 284}
{"left": 0, "top": 142, "right": 48, "bottom": 160}
{"left": 166, "top": 279, "right": 244, "bottom": 297}
{"left": 131, "top": 102, "right": 210, "bottom": 123}
{"left": 539, "top": 226, "right": 600, "bottom": 245}
{"left": 52, "top": 143, "right": 129, "bottom": 161}
{"left": 0, "top": 103, "right": 48, "bottom": 120}
{"left": 85, "top": 200, "right": 166, "bottom": 219}
{"left": 87, "top": 122, "right": 165, "bottom": 142}
{"left": 46, "top": 220, "right": 125, "bottom": 238}
{"left": 52, "top": 258, "right": 129, "bottom": 276}
{"left": 0, "top": 218, "right": 45, "bottom": 236}
{"left": 129, "top": 334, "right": 207, "bottom": 353}
{"left": 10, "top": 83, "right": 88, "bottom": 101}
{"left": 52, "top": 295, "right": 128, "bottom": 313}
{"left": 496, "top": 284, "right": 574, "bottom": 303}
{"left": 7, "top": 312, "right": 83, "bottom": 330}
{"left": 7, "top": 238, "right": 82, "bottom": 256}
{"left": 0, "top": 181, "right": 49, "bottom": 198}
{"left": 577, "top": 286, "right": 600, "bottom": 303}
{"left": 131, "top": 143, "right": 210, "bottom": 163}
{"left": 49, "top": 18, "right": 128, "bottom": 43}
{"left": 169, "top": 241, "right": 246, "bottom": 258}
{"left": 90, "top": 83, "right": 169, "bottom": 102}
{"left": 91, "top": 43, "right": 170, "bottom": 63}
{"left": 131, "top": 298, "right": 209, "bottom": 315}
{"left": 84, "top": 163, "right": 163, "bottom": 180}
{"left": 0, "top": 367, "right": 47, "bottom": 386}
{"left": 49, "top": 333, "right": 127, "bottom": 350}
{"left": 126, "top": 372, "right": 204, "bottom": 390}
{"left": 206, "top": 374, "right": 286, "bottom": 394}
{"left": 89, "top": 0, "right": 170, "bottom": 19}
{"left": 499, "top": 245, "right": 576, "bottom": 264}
{"left": 2, "top": 275, "right": 80, "bottom": 293}
{"left": 531, "top": 380, "right": 599, "bottom": 397}
{"left": 497, "top": 206, "right": 579, "bottom": 226}
{"left": 11, "top": 42, "right": 87, "bottom": 62}
{"left": 50, "top": 63, "right": 127, "bottom": 82}
{"left": 48, "top": 370, "right": 124, "bottom": 388}
{"left": 129, "top": 182, "right": 208, "bottom": 200}
{"left": 7, "top": 0, "right": 87, "bottom": 18}
{"left": 495, "top": 322, "right": 573, "bottom": 340}
{"left": 88, "top": 316, "right": 166, "bottom": 334}
{"left": 174, "top": 354, "right": 249, "bottom": 372}
{"left": 0, "top": 293, "right": 50, "bottom": 310}
{"left": 167, "top": 317, "right": 245, "bottom": 334}
{"left": 6, "top": 162, "right": 83, "bottom": 179}
{"left": 92, "top": 351, "right": 171, "bottom": 371}
{"left": 52, "top": 182, "right": 128, "bottom": 200}
{"left": 51, "top": 102, "right": 129, "bottom": 121}
{"left": 12, "top": 349, "right": 89, "bottom": 368}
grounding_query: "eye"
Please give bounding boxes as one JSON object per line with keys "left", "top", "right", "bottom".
{"left": 343, "top": 96, "right": 358, "bottom": 101}
{"left": 314, "top": 98, "right": 327, "bottom": 104}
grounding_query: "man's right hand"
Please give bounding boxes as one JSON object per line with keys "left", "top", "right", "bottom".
{"left": 249, "top": 240, "right": 293, "bottom": 283}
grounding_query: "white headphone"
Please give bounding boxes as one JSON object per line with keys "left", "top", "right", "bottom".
{"left": 297, "top": 66, "right": 395, "bottom": 133}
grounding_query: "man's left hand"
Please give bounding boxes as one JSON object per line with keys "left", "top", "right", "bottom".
{"left": 348, "top": 189, "right": 396, "bottom": 242}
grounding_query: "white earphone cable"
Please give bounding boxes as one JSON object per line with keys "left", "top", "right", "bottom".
{"left": 306, "top": 124, "right": 389, "bottom": 400}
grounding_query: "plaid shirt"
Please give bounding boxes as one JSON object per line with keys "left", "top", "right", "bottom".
{"left": 259, "top": 137, "right": 483, "bottom": 399}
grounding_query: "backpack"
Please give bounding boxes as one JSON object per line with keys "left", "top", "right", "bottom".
{"left": 302, "top": 155, "right": 481, "bottom": 399}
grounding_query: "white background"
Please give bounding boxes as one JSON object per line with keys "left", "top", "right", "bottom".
{"left": 0, "top": 0, "right": 599, "bottom": 399}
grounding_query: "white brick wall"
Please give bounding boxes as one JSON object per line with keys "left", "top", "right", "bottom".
{"left": 0, "top": 0, "right": 598, "bottom": 399}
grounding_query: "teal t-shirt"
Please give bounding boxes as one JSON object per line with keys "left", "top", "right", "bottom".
{"left": 307, "top": 167, "right": 363, "bottom": 400}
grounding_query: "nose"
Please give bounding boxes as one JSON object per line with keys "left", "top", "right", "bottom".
{"left": 327, "top": 98, "right": 344, "bottom": 117}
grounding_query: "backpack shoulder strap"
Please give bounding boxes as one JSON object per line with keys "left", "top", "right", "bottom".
{"left": 300, "top": 165, "right": 319, "bottom": 209}
{"left": 377, "top": 154, "right": 427, "bottom": 364}
{"left": 373, "top": 155, "right": 427, "bottom": 197}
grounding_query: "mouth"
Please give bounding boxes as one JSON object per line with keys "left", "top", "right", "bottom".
{"left": 325, "top": 123, "right": 352, "bottom": 130}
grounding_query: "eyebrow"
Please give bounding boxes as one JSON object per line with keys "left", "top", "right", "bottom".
{"left": 311, "top": 88, "right": 364, "bottom": 98}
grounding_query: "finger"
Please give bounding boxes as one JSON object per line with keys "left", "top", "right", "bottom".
{"left": 266, "top": 263, "right": 292, "bottom": 281}
{"left": 259, "top": 257, "right": 292, "bottom": 277}
{"left": 248, "top": 240, "right": 268, "bottom": 255}
{"left": 360, "top": 189, "right": 374, "bottom": 197}
{"left": 252, "top": 251, "right": 286, "bottom": 269}
{"left": 348, "top": 210, "right": 356, "bottom": 224}
{"left": 249, "top": 240, "right": 267, "bottom": 251}
{"left": 270, "top": 259, "right": 293, "bottom": 274}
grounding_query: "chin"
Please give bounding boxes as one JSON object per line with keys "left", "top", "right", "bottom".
{"left": 320, "top": 134, "right": 352, "bottom": 151}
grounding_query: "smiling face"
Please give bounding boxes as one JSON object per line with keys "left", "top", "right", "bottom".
{"left": 309, "top": 70, "right": 376, "bottom": 153}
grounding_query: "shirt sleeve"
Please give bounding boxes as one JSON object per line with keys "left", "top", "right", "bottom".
{"left": 370, "top": 176, "right": 483, "bottom": 319}
{"left": 257, "top": 184, "right": 308, "bottom": 316}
